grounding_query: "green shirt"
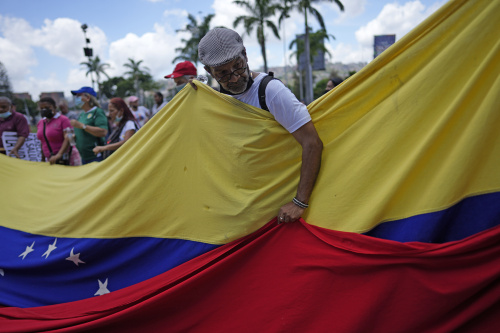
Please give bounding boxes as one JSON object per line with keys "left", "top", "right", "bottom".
{"left": 75, "top": 107, "right": 108, "bottom": 161}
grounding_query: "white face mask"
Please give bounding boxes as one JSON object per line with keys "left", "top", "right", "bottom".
{"left": 0, "top": 109, "right": 12, "bottom": 118}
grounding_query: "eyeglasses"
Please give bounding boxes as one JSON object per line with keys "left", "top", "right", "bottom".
{"left": 216, "top": 66, "right": 247, "bottom": 83}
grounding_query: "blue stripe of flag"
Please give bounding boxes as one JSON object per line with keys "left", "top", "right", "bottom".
{"left": 365, "top": 191, "right": 500, "bottom": 242}
{"left": 0, "top": 227, "right": 218, "bottom": 308}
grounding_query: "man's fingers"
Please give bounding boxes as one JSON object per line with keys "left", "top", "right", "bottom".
{"left": 188, "top": 79, "right": 198, "bottom": 90}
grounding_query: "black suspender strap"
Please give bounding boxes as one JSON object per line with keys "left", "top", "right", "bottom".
{"left": 42, "top": 121, "right": 54, "bottom": 156}
{"left": 258, "top": 72, "right": 275, "bottom": 111}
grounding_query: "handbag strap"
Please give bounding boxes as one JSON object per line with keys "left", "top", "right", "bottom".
{"left": 42, "top": 121, "right": 54, "bottom": 156}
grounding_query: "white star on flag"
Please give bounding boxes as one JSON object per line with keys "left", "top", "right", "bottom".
{"left": 95, "top": 278, "right": 110, "bottom": 296}
{"left": 19, "top": 241, "right": 35, "bottom": 260}
{"left": 42, "top": 238, "right": 57, "bottom": 259}
{"left": 66, "top": 247, "right": 85, "bottom": 266}
{"left": 0, "top": 268, "right": 4, "bottom": 276}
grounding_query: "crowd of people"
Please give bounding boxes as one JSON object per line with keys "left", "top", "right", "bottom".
{"left": 0, "top": 61, "right": 198, "bottom": 165}
{"left": 1, "top": 27, "right": 338, "bottom": 192}
{"left": 0, "top": 27, "right": 337, "bottom": 222}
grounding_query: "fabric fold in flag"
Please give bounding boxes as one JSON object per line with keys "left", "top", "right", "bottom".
{"left": 0, "top": 0, "right": 499, "bottom": 326}
{"left": 1, "top": 220, "right": 500, "bottom": 332}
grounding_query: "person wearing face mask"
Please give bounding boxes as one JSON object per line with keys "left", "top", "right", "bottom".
{"left": 69, "top": 86, "right": 109, "bottom": 164}
{"left": 127, "top": 96, "right": 149, "bottom": 127}
{"left": 92, "top": 97, "right": 138, "bottom": 160}
{"left": 36, "top": 97, "right": 73, "bottom": 164}
{"left": 0, "top": 96, "right": 30, "bottom": 158}
{"left": 191, "top": 28, "right": 323, "bottom": 224}
{"left": 164, "top": 61, "right": 197, "bottom": 101}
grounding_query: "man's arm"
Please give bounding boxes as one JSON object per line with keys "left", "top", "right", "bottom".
{"left": 8, "top": 136, "right": 26, "bottom": 158}
{"left": 278, "top": 121, "right": 323, "bottom": 223}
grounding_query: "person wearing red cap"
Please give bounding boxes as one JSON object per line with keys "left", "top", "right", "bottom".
{"left": 164, "top": 61, "right": 197, "bottom": 99}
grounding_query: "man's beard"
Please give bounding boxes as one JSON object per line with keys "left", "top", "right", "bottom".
{"left": 225, "top": 69, "right": 250, "bottom": 94}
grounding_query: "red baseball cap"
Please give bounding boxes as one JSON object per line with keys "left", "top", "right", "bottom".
{"left": 164, "top": 61, "right": 197, "bottom": 79}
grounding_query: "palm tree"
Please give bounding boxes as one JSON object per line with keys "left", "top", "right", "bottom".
{"left": 233, "top": 0, "right": 281, "bottom": 73}
{"left": 289, "top": 29, "right": 334, "bottom": 100}
{"left": 289, "top": 28, "right": 334, "bottom": 64}
{"left": 280, "top": 0, "right": 344, "bottom": 103}
{"left": 80, "top": 56, "right": 110, "bottom": 96}
{"left": 174, "top": 13, "right": 217, "bottom": 66}
{"left": 123, "top": 58, "right": 150, "bottom": 99}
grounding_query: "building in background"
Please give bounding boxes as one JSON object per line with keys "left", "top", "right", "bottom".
{"left": 13, "top": 92, "right": 33, "bottom": 101}
{"left": 39, "top": 92, "right": 65, "bottom": 105}
{"left": 374, "top": 35, "right": 396, "bottom": 58}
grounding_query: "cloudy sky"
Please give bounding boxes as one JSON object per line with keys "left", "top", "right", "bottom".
{"left": 0, "top": 0, "right": 447, "bottom": 99}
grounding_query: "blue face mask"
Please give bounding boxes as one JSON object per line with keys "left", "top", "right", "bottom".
{"left": 0, "top": 111, "right": 12, "bottom": 119}
{"left": 74, "top": 96, "right": 84, "bottom": 108}
{"left": 175, "top": 83, "right": 187, "bottom": 93}
{"left": 114, "top": 116, "right": 123, "bottom": 123}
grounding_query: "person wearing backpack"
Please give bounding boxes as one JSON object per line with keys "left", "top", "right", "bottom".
{"left": 69, "top": 87, "right": 108, "bottom": 164}
{"left": 192, "top": 28, "right": 323, "bottom": 224}
{"left": 92, "top": 97, "right": 138, "bottom": 160}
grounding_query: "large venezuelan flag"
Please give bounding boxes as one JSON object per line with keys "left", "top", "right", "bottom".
{"left": 1, "top": 0, "right": 500, "bottom": 331}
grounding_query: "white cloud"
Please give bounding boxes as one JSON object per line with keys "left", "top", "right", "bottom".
{"left": 328, "top": 42, "right": 370, "bottom": 64}
{"left": 32, "top": 18, "right": 107, "bottom": 64}
{"left": 17, "top": 74, "right": 64, "bottom": 99}
{"left": 355, "top": 1, "right": 434, "bottom": 48}
{"left": 108, "top": 23, "right": 182, "bottom": 79}
{"left": 0, "top": 36, "right": 37, "bottom": 83}
{"left": 320, "top": 0, "right": 367, "bottom": 24}
{"left": 0, "top": 15, "right": 108, "bottom": 97}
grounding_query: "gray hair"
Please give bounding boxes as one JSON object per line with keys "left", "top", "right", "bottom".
{"left": 0, "top": 96, "right": 12, "bottom": 105}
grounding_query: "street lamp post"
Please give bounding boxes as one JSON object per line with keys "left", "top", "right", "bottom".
{"left": 80, "top": 24, "right": 95, "bottom": 90}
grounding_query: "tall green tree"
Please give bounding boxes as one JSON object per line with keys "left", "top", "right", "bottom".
{"left": 80, "top": 56, "right": 110, "bottom": 95}
{"left": 289, "top": 29, "right": 334, "bottom": 101}
{"left": 233, "top": 0, "right": 281, "bottom": 73}
{"left": 123, "top": 58, "right": 150, "bottom": 99}
{"left": 280, "top": 0, "right": 344, "bottom": 103}
{"left": 0, "top": 61, "right": 13, "bottom": 99}
{"left": 289, "top": 28, "right": 334, "bottom": 64}
{"left": 174, "top": 13, "right": 217, "bottom": 66}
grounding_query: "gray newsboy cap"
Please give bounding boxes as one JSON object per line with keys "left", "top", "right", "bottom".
{"left": 198, "top": 28, "right": 245, "bottom": 68}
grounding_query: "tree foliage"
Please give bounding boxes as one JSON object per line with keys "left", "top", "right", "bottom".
{"left": 174, "top": 13, "right": 219, "bottom": 66}
{"left": 123, "top": 58, "right": 152, "bottom": 99}
{"left": 313, "top": 77, "right": 329, "bottom": 99}
{"left": 289, "top": 28, "right": 334, "bottom": 64}
{"left": 233, "top": 0, "right": 281, "bottom": 73}
{"left": 80, "top": 56, "right": 110, "bottom": 93}
{"left": 0, "top": 61, "right": 13, "bottom": 99}
{"left": 279, "top": 0, "right": 344, "bottom": 103}
{"left": 100, "top": 74, "right": 159, "bottom": 100}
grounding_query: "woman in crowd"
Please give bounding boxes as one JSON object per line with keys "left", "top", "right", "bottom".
{"left": 36, "top": 97, "right": 73, "bottom": 164}
{"left": 93, "top": 97, "right": 138, "bottom": 159}
{"left": 151, "top": 91, "right": 167, "bottom": 117}
{"left": 69, "top": 87, "right": 108, "bottom": 164}
{"left": 324, "top": 77, "right": 344, "bottom": 94}
{"left": 0, "top": 96, "right": 30, "bottom": 157}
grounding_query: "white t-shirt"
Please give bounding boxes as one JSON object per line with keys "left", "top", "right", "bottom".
{"left": 131, "top": 106, "right": 149, "bottom": 127}
{"left": 232, "top": 73, "right": 311, "bottom": 133}
{"left": 120, "top": 120, "right": 137, "bottom": 141}
{"left": 151, "top": 101, "right": 167, "bottom": 116}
